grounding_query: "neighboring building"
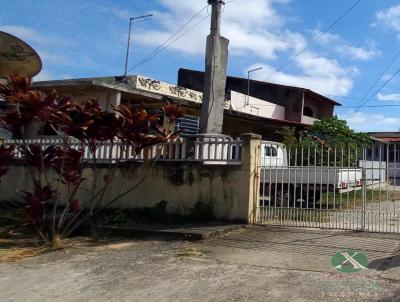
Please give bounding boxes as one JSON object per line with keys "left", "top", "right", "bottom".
{"left": 365, "top": 132, "right": 400, "bottom": 181}
{"left": 3, "top": 71, "right": 340, "bottom": 141}
{"left": 369, "top": 132, "right": 400, "bottom": 144}
{"left": 178, "top": 68, "right": 340, "bottom": 126}
{"left": 368, "top": 132, "right": 400, "bottom": 162}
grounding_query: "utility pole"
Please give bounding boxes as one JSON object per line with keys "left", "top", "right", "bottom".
{"left": 199, "top": 0, "right": 229, "bottom": 134}
{"left": 124, "top": 14, "right": 152, "bottom": 76}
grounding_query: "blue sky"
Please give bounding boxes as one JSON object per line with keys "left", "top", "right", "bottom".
{"left": 2, "top": 0, "right": 400, "bottom": 132}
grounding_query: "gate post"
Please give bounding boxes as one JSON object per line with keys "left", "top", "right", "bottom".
{"left": 361, "top": 148, "right": 366, "bottom": 231}
{"left": 240, "top": 133, "right": 262, "bottom": 224}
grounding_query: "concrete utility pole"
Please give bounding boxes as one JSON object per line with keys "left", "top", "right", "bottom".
{"left": 199, "top": 0, "right": 229, "bottom": 134}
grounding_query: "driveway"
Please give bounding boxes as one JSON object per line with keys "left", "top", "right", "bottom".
{"left": 0, "top": 226, "right": 400, "bottom": 302}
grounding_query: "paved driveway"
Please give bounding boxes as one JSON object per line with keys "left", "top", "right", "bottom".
{"left": 0, "top": 226, "right": 399, "bottom": 302}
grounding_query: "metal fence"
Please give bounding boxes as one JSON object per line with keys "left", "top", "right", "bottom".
{"left": 258, "top": 141, "right": 400, "bottom": 233}
{"left": 3, "top": 136, "right": 242, "bottom": 165}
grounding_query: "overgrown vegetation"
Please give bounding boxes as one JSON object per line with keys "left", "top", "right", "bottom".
{"left": 0, "top": 75, "right": 184, "bottom": 247}
{"left": 276, "top": 117, "right": 372, "bottom": 166}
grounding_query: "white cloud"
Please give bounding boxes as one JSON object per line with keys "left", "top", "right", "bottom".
{"left": 134, "top": 0, "right": 359, "bottom": 96}
{"left": 135, "top": 0, "right": 292, "bottom": 59}
{"left": 376, "top": 5, "right": 400, "bottom": 32}
{"left": 377, "top": 92, "right": 400, "bottom": 103}
{"left": 339, "top": 111, "right": 400, "bottom": 131}
{"left": 0, "top": 25, "right": 48, "bottom": 45}
{"left": 96, "top": 3, "right": 137, "bottom": 21}
{"left": 336, "top": 45, "right": 380, "bottom": 61}
{"left": 313, "top": 30, "right": 380, "bottom": 61}
{"left": 296, "top": 51, "right": 346, "bottom": 77}
{"left": 33, "top": 71, "right": 73, "bottom": 82}
{"left": 249, "top": 61, "right": 353, "bottom": 96}
{"left": 33, "top": 71, "right": 54, "bottom": 82}
{"left": 0, "top": 25, "right": 71, "bottom": 48}
{"left": 0, "top": 24, "right": 86, "bottom": 80}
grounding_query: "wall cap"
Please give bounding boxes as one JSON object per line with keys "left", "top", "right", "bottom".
{"left": 240, "top": 133, "right": 262, "bottom": 140}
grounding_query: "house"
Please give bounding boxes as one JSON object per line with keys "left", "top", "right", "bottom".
{"left": 369, "top": 132, "right": 400, "bottom": 144}
{"left": 368, "top": 132, "right": 400, "bottom": 163}
{"left": 177, "top": 68, "right": 340, "bottom": 127}
{"left": 1, "top": 71, "right": 340, "bottom": 141}
{"left": 361, "top": 132, "right": 400, "bottom": 182}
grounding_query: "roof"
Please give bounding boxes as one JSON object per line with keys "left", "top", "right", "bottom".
{"left": 33, "top": 75, "right": 137, "bottom": 92}
{"left": 178, "top": 68, "right": 341, "bottom": 106}
{"left": 33, "top": 75, "right": 310, "bottom": 128}
{"left": 368, "top": 132, "right": 400, "bottom": 143}
{"left": 368, "top": 132, "right": 400, "bottom": 137}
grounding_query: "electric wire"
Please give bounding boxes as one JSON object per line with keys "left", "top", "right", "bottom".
{"left": 126, "top": 4, "right": 209, "bottom": 73}
{"left": 346, "top": 65, "right": 400, "bottom": 120}
{"left": 263, "top": 0, "right": 364, "bottom": 82}
{"left": 345, "top": 49, "right": 400, "bottom": 119}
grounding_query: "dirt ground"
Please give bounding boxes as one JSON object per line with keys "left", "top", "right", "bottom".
{"left": 1, "top": 226, "right": 400, "bottom": 302}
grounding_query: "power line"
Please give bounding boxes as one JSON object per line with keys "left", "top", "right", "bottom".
{"left": 263, "top": 0, "right": 363, "bottom": 82}
{"left": 346, "top": 49, "right": 400, "bottom": 115}
{"left": 346, "top": 49, "right": 400, "bottom": 120}
{"left": 347, "top": 65, "right": 400, "bottom": 120}
{"left": 126, "top": 4, "right": 209, "bottom": 73}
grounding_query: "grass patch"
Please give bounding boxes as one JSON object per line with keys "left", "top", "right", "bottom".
{"left": 320, "top": 190, "right": 400, "bottom": 210}
{"left": 261, "top": 207, "right": 329, "bottom": 223}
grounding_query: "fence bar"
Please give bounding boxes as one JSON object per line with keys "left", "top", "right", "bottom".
{"left": 258, "top": 141, "right": 400, "bottom": 233}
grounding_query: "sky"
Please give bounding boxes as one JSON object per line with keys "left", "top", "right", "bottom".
{"left": 1, "top": 0, "right": 400, "bottom": 132}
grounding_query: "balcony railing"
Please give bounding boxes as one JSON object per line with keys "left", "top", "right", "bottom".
{"left": 3, "top": 136, "right": 242, "bottom": 165}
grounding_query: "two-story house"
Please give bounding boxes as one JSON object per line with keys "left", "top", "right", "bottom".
{"left": 1, "top": 71, "right": 340, "bottom": 142}
{"left": 177, "top": 68, "right": 340, "bottom": 135}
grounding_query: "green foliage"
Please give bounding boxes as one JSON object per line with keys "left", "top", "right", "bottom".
{"left": 277, "top": 117, "right": 372, "bottom": 166}
{"left": 276, "top": 127, "right": 298, "bottom": 150}
{"left": 300, "top": 116, "right": 372, "bottom": 149}
{"left": 0, "top": 75, "right": 184, "bottom": 245}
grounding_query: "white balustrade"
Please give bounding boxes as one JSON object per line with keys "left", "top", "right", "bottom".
{"left": 3, "top": 136, "right": 242, "bottom": 165}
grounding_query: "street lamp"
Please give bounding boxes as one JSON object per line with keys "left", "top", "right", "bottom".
{"left": 246, "top": 67, "right": 263, "bottom": 106}
{"left": 124, "top": 14, "right": 153, "bottom": 76}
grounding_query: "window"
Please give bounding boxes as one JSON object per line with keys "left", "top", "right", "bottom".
{"left": 303, "top": 106, "right": 314, "bottom": 118}
{"left": 175, "top": 115, "right": 200, "bottom": 135}
{"left": 265, "top": 146, "right": 277, "bottom": 157}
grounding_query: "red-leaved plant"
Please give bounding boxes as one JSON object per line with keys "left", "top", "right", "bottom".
{"left": 0, "top": 75, "right": 183, "bottom": 246}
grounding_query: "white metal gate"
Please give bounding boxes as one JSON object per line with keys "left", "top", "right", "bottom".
{"left": 258, "top": 141, "right": 400, "bottom": 233}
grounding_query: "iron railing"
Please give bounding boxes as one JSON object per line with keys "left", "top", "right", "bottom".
{"left": 258, "top": 141, "right": 400, "bottom": 233}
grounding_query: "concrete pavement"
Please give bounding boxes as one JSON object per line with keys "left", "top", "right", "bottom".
{"left": 201, "top": 226, "right": 400, "bottom": 280}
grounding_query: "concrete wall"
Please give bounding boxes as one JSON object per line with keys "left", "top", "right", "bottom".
{"left": 0, "top": 134, "right": 261, "bottom": 223}
{"left": 229, "top": 91, "right": 285, "bottom": 120}
{"left": 301, "top": 115, "right": 318, "bottom": 125}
